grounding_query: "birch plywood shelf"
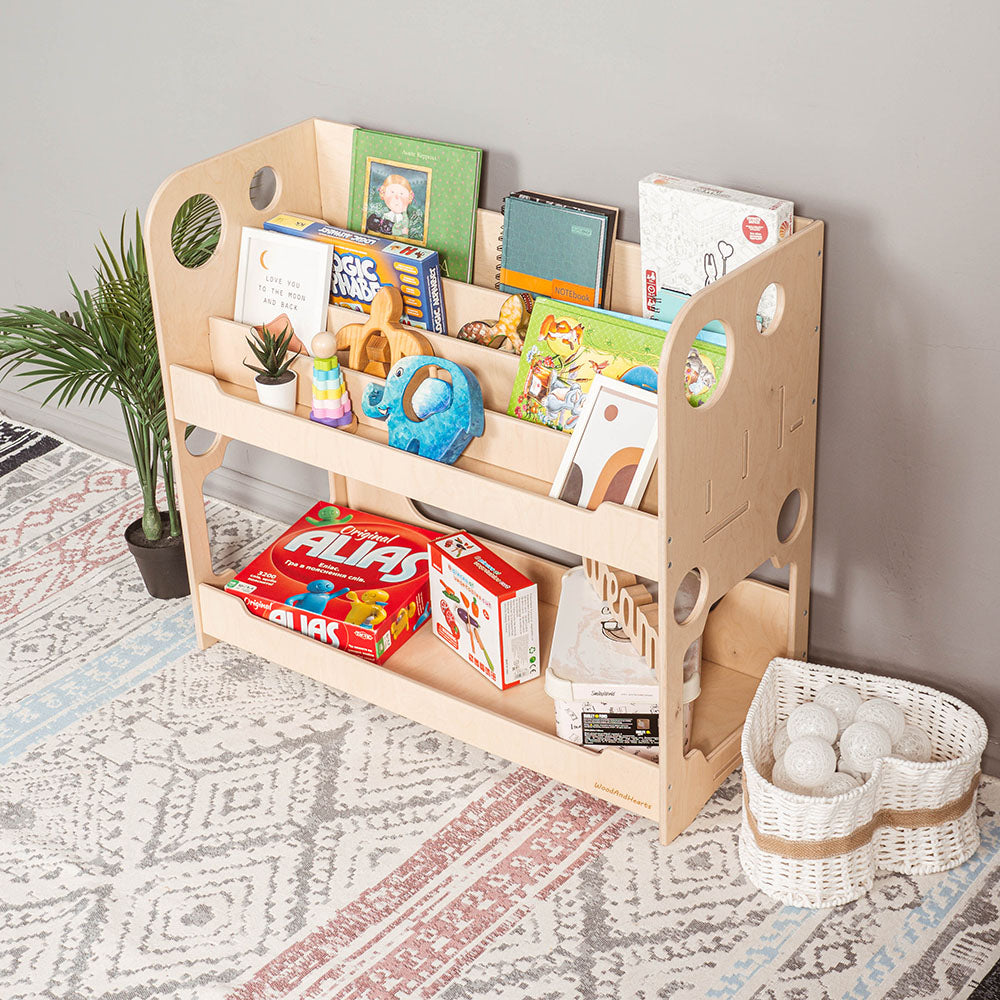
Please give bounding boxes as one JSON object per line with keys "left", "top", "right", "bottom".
{"left": 145, "top": 118, "right": 824, "bottom": 844}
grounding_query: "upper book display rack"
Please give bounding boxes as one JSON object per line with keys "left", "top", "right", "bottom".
{"left": 145, "top": 118, "right": 824, "bottom": 844}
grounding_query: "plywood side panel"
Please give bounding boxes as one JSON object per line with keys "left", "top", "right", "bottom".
{"left": 313, "top": 119, "right": 357, "bottom": 227}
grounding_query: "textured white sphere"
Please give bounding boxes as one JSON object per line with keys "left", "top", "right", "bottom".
{"left": 837, "top": 759, "right": 865, "bottom": 781}
{"left": 815, "top": 683, "right": 864, "bottom": 734}
{"left": 784, "top": 736, "right": 837, "bottom": 788}
{"left": 772, "top": 722, "right": 792, "bottom": 760}
{"left": 771, "top": 754, "right": 812, "bottom": 794}
{"left": 891, "top": 724, "right": 933, "bottom": 763}
{"left": 811, "top": 771, "right": 860, "bottom": 797}
{"left": 840, "top": 721, "right": 892, "bottom": 774}
{"left": 786, "top": 703, "right": 839, "bottom": 744}
{"left": 855, "top": 699, "right": 906, "bottom": 744}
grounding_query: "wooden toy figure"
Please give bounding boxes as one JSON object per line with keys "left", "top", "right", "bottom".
{"left": 336, "top": 287, "right": 432, "bottom": 378}
{"left": 362, "top": 356, "right": 485, "bottom": 464}
{"left": 309, "top": 331, "right": 356, "bottom": 429}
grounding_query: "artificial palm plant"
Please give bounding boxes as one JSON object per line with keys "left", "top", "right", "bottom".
{"left": 0, "top": 201, "right": 219, "bottom": 546}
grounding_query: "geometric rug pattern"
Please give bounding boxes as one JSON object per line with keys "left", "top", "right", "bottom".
{"left": 2, "top": 416, "right": 1000, "bottom": 1000}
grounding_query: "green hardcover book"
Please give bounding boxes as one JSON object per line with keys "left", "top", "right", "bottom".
{"left": 508, "top": 294, "right": 728, "bottom": 431}
{"left": 348, "top": 128, "right": 482, "bottom": 284}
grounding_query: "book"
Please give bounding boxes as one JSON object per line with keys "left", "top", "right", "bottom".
{"left": 348, "top": 129, "right": 482, "bottom": 284}
{"left": 507, "top": 298, "right": 668, "bottom": 432}
{"left": 507, "top": 294, "right": 729, "bottom": 431}
{"left": 549, "top": 374, "right": 658, "bottom": 509}
{"left": 263, "top": 214, "right": 447, "bottom": 333}
{"left": 233, "top": 228, "right": 335, "bottom": 351}
{"left": 224, "top": 503, "right": 441, "bottom": 664}
{"left": 499, "top": 192, "right": 619, "bottom": 308}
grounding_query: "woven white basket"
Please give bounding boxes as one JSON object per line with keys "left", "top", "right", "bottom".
{"left": 740, "top": 657, "right": 987, "bottom": 908}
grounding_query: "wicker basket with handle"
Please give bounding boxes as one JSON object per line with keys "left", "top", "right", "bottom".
{"left": 740, "top": 658, "right": 987, "bottom": 908}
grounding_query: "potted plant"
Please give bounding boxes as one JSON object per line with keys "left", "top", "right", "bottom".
{"left": 245, "top": 323, "right": 300, "bottom": 412}
{"left": 0, "top": 204, "right": 219, "bottom": 599}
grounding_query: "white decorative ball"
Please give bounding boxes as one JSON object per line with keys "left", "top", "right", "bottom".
{"left": 855, "top": 698, "right": 906, "bottom": 745}
{"left": 784, "top": 736, "right": 837, "bottom": 788}
{"left": 837, "top": 759, "right": 865, "bottom": 781}
{"left": 786, "top": 703, "right": 839, "bottom": 744}
{"left": 771, "top": 754, "right": 811, "bottom": 794}
{"left": 811, "top": 772, "right": 860, "bottom": 797}
{"left": 772, "top": 722, "right": 792, "bottom": 760}
{"left": 815, "top": 683, "right": 864, "bottom": 735}
{"left": 892, "top": 724, "right": 933, "bottom": 763}
{"left": 840, "top": 721, "right": 893, "bottom": 774}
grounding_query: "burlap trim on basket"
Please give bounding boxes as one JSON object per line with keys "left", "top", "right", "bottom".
{"left": 742, "top": 770, "right": 981, "bottom": 860}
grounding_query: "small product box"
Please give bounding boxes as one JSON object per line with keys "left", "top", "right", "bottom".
{"left": 263, "top": 213, "right": 447, "bottom": 333}
{"left": 429, "top": 532, "right": 540, "bottom": 690}
{"left": 225, "top": 502, "right": 440, "bottom": 664}
{"left": 638, "top": 174, "right": 793, "bottom": 328}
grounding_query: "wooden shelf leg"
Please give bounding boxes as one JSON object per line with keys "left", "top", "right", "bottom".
{"left": 786, "top": 544, "right": 812, "bottom": 660}
{"left": 172, "top": 425, "right": 233, "bottom": 649}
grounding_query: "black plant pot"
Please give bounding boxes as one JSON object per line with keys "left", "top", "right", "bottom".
{"left": 124, "top": 512, "right": 190, "bottom": 599}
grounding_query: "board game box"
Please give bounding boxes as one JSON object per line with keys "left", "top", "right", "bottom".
{"left": 225, "top": 503, "right": 440, "bottom": 663}
{"left": 263, "top": 214, "right": 447, "bottom": 333}
{"left": 429, "top": 532, "right": 540, "bottom": 690}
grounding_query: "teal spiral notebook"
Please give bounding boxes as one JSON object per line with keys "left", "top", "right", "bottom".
{"left": 499, "top": 193, "right": 618, "bottom": 308}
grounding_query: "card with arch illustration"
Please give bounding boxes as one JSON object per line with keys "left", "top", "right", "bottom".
{"left": 549, "top": 374, "right": 658, "bottom": 510}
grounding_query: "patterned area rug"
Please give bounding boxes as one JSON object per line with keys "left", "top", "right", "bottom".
{"left": 3, "top": 415, "right": 1000, "bottom": 1000}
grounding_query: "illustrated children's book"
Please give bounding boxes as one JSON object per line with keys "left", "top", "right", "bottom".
{"left": 550, "top": 374, "right": 658, "bottom": 509}
{"left": 348, "top": 129, "right": 482, "bottom": 284}
{"left": 507, "top": 293, "right": 729, "bottom": 430}
{"left": 638, "top": 173, "right": 793, "bottom": 329}
{"left": 428, "top": 532, "right": 540, "bottom": 691}
{"left": 234, "top": 228, "right": 335, "bottom": 351}
{"left": 263, "top": 214, "right": 447, "bottom": 333}
{"left": 499, "top": 192, "right": 619, "bottom": 308}
{"left": 225, "top": 503, "right": 440, "bottom": 664}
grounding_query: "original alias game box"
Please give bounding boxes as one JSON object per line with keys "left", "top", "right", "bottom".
{"left": 225, "top": 502, "right": 440, "bottom": 663}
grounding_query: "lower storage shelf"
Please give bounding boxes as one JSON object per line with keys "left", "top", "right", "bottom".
{"left": 199, "top": 583, "right": 763, "bottom": 820}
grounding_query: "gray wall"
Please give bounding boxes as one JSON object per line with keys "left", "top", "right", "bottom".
{"left": 3, "top": 3, "right": 999, "bottom": 768}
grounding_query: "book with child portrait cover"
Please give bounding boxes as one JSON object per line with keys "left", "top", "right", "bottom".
{"left": 348, "top": 129, "right": 482, "bottom": 284}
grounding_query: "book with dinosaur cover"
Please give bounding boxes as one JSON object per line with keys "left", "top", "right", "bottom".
{"left": 499, "top": 192, "right": 619, "bottom": 308}
{"left": 507, "top": 293, "right": 729, "bottom": 431}
{"left": 348, "top": 129, "right": 482, "bottom": 284}
{"left": 225, "top": 503, "right": 440, "bottom": 664}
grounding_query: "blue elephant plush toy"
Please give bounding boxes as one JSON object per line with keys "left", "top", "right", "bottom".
{"left": 362, "top": 356, "right": 485, "bottom": 464}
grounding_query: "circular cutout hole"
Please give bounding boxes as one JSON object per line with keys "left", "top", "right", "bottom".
{"left": 171, "top": 194, "right": 222, "bottom": 269}
{"left": 685, "top": 320, "right": 729, "bottom": 408}
{"left": 777, "top": 488, "right": 805, "bottom": 543}
{"left": 673, "top": 568, "right": 705, "bottom": 625}
{"left": 756, "top": 282, "right": 785, "bottom": 334}
{"left": 184, "top": 425, "right": 222, "bottom": 457}
{"left": 249, "top": 166, "right": 278, "bottom": 211}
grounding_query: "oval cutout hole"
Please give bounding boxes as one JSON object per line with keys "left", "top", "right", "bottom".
{"left": 171, "top": 194, "right": 222, "bottom": 269}
{"left": 685, "top": 320, "right": 729, "bottom": 409}
{"left": 673, "top": 568, "right": 704, "bottom": 625}
{"left": 250, "top": 166, "right": 278, "bottom": 211}
{"left": 777, "top": 488, "right": 804, "bottom": 543}
{"left": 184, "top": 425, "right": 222, "bottom": 457}
{"left": 756, "top": 282, "right": 785, "bottom": 334}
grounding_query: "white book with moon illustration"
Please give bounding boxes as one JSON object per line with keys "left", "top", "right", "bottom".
{"left": 234, "top": 227, "right": 334, "bottom": 353}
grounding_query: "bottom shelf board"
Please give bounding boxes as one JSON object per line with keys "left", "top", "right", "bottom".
{"left": 199, "top": 585, "right": 759, "bottom": 819}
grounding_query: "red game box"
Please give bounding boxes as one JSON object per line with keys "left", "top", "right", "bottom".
{"left": 225, "top": 502, "right": 440, "bottom": 663}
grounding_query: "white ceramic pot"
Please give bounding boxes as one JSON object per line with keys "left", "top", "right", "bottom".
{"left": 254, "top": 370, "right": 298, "bottom": 413}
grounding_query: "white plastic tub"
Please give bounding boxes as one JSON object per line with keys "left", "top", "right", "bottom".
{"left": 545, "top": 567, "right": 700, "bottom": 757}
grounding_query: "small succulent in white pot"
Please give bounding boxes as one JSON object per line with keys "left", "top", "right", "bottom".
{"left": 244, "top": 324, "right": 300, "bottom": 412}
